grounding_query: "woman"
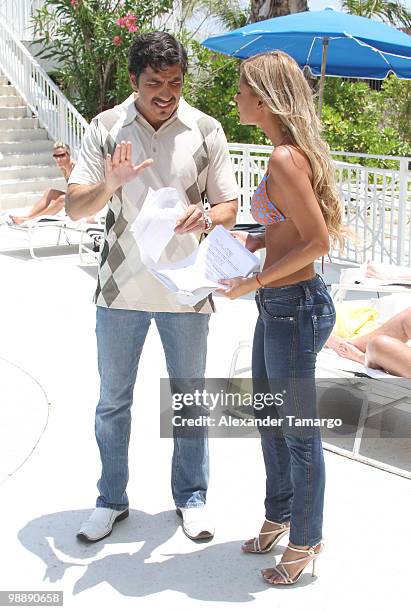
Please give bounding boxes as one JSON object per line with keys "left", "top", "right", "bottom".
{"left": 217, "top": 52, "right": 343, "bottom": 585}
{"left": 10, "top": 142, "right": 75, "bottom": 225}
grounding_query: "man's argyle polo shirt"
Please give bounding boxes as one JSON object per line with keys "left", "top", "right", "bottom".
{"left": 68, "top": 94, "right": 238, "bottom": 313}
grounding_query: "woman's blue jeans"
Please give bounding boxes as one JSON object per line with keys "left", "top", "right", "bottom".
{"left": 252, "top": 274, "right": 336, "bottom": 546}
{"left": 94, "top": 306, "right": 210, "bottom": 511}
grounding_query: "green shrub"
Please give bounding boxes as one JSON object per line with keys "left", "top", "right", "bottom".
{"left": 33, "top": 0, "right": 173, "bottom": 120}
{"left": 322, "top": 77, "right": 410, "bottom": 166}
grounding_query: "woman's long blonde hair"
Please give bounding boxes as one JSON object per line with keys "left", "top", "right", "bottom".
{"left": 240, "top": 51, "right": 344, "bottom": 247}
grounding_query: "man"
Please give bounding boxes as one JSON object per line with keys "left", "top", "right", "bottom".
{"left": 10, "top": 142, "right": 74, "bottom": 225}
{"left": 66, "top": 32, "right": 238, "bottom": 542}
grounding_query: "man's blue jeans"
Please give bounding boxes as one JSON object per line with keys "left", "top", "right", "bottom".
{"left": 94, "top": 305, "right": 210, "bottom": 510}
{"left": 252, "top": 275, "right": 336, "bottom": 547}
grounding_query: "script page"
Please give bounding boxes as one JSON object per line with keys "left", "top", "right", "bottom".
{"left": 153, "top": 226, "right": 260, "bottom": 293}
{"left": 130, "top": 187, "right": 186, "bottom": 266}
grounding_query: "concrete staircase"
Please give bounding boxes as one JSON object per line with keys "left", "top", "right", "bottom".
{"left": 0, "top": 72, "right": 66, "bottom": 212}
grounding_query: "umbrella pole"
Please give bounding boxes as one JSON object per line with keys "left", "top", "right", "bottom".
{"left": 317, "top": 37, "right": 329, "bottom": 118}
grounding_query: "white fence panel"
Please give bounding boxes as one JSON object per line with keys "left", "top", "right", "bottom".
{"left": 228, "top": 144, "right": 411, "bottom": 267}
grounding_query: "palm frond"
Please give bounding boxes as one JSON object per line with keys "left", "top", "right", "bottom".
{"left": 341, "top": 0, "right": 411, "bottom": 29}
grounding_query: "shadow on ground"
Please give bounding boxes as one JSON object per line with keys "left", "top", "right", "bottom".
{"left": 17, "top": 509, "right": 314, "bottom": 601}
{"left": 0, "top": 244, "right": 81, "bottom": 260}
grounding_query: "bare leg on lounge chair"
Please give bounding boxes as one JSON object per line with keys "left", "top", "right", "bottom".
{"left": 366, "top": 261, "right": 411, "bottom": 282}
{"left": 365, "top": 336, "right": 411, "bottom": 376}
{"left": 10, "top": 190, "right": 65, "bottom": 224}
{"left": 326, "top": 307, "right": 411, "bottom": 376}
{"left": 325, "top": 336, "right": 366, "bottom": 363}
{"left": 351, "top": 307, "right": 411, "bottom": 350}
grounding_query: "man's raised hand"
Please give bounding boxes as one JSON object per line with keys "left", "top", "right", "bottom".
{"left": 105, "top": 141, "right": 153, "bottom": 192}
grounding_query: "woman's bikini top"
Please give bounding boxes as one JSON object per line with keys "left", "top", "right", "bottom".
{"left": 251, "top": 172, "right": 289, "bottom": 226}
{"left": 251, "top": 170, "right": 326, "bottom": 273}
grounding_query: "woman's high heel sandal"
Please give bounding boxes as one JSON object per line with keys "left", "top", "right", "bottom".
{"left": 262, "top": 542, "right": 324, "bottom": 585}
{"left": 242, "top": 520, "right": 290, "bottom": 554}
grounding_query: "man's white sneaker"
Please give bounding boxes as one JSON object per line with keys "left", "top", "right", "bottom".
{"left": 176, "top": 507, "right": 215, "bottom": 541}
{"left": 77, "top": 507, "right": 129, "bottom": 542}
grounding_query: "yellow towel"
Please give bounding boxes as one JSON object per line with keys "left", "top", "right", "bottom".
{"left": 334, "top": 303, "right": 379, "bottom": 339}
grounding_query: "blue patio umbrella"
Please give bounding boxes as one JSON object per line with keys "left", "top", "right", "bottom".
{"left": 202, "top": 8, "right": 411, "bottom": 113}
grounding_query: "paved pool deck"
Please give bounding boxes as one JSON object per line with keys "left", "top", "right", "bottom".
{"left": 1, "top": 237, "right": 410, "bottom": 612}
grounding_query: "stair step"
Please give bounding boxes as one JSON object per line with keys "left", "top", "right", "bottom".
{"left": 0, "top": 164, "right": 61, "bottom": 180}
{"left": 0, "top": 95, "right": 23, "bottom": 107}
{"left": 0, "top": 117, "right": 37, "bottom": 129}
{"left": 0, "top": 140, "right": 53, "bottom": 154}
{"left": 0, "top": 151, "right": 53, "bottom": 168}
{"left": 0, "top": 76, "right": 9, "bottom": 86}
{"left": 0, "top": 176, "right": 66, "bottom": 194}
{"left": 0, "top": 128, "right": 47, "bottom": 142}
{"left": 0, "top": 106, "right": 28, "bottom": 119}
{"left": 0, "top": 192, "right": 48, "bottom": 211}
{"left": 0, "top": 84, "right": 17, "bottom": 96}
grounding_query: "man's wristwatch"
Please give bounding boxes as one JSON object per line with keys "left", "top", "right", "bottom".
{"left": 202, "top": 212, "right": 213, "bottom": 232}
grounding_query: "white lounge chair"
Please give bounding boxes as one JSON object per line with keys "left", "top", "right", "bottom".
{"left": 78, "top": 222, "right": 104, "bottom": 265}
{"left": 0, "top": 208, "right": 105, "bottom": 261}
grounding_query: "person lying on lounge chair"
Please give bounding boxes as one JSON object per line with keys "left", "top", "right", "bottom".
{"left": 365, "top": 261, "right": 411, "bottom": 283}
{"left": 9, "top": 142, "right": 78, "bottom": 225}
{"left": 326, "top": 307, "right": 411, "bottom": 377}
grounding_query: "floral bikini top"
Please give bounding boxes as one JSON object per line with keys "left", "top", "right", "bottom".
{"left": 251, "top": 172, "right": 289, "bottom": 226}
{"left": 252, "top": 171, "right": 326, "bottom": 272}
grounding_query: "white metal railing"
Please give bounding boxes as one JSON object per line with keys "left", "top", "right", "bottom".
{"left": 332, "top": 151, "right": 411, "bottom": 267}
{"left": 0, "top": 15, "right": 88, "bottom": 155}
{"left": 229, "top": 143, "right": 411, "bottom": 267}
{"left": 0, "top": 0, "right": 43, "bottom": 40}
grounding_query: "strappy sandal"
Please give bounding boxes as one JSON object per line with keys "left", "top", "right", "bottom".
{"left": 262, "top": 542, "right": 324, "bottom": 585}
{"left": 242, "top": 519, "right": 290, "bottom": 554}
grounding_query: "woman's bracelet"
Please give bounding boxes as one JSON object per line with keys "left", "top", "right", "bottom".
{"left": 255, "top": 273, "right": 264, "bottom": 288}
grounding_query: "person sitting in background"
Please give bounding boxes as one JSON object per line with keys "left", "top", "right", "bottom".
{"left": 326, "top": 306, "right": 411, "bottom": 376}
{"left": 9, "top": 142, "right": 74, "bottom": 225}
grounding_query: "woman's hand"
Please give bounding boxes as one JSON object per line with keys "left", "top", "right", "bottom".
{"left": 231, "top": 230, "right": 264, "bottom": 253}
{"left": 216, "top": 275, "right": 258, "bottom": 299}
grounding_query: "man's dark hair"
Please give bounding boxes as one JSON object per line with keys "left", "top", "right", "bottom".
{"left": 128, "top": 31, "right": 188, "bottom": 81}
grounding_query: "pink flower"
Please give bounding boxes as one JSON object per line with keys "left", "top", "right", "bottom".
{"left": 116, "top": 12, "right": 139, "bottom": 32}
{"left": 113, "top": 35, "right": 122, "bottom": 46}
{"left": 70, "top": 0, "right": 77, "bottom": 6}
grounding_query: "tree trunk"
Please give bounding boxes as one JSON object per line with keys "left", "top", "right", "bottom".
{"left": 250, "top": 0, "right": 308, "bottom": 23}
{"left": 100, "top": 59, "right": 116, "bottom": 113}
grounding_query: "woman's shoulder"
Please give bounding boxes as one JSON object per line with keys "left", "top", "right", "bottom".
{"left": 268, "top": 144, "right": 312, "bottom": 182}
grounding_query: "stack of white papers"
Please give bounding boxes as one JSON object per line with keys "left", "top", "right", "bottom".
{"left": 131, "top": 187, "right": 186, "bottom": 266}
{"left": 152, "top": 225, "right": 260, "bottom": 304}
{"left": 131, "top": 187, "right": 260, "bottom": 305}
